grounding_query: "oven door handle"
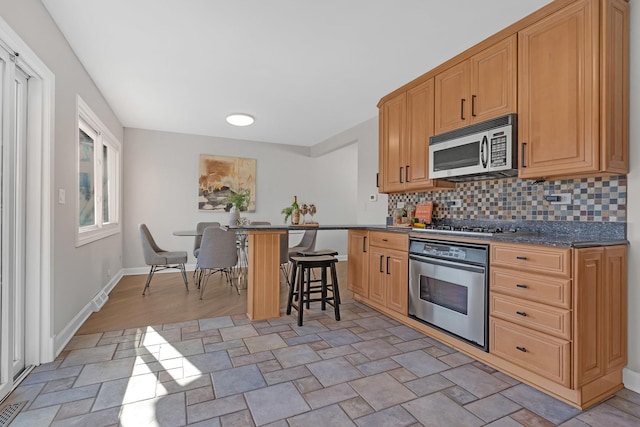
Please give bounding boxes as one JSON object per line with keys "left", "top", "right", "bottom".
{"left": 410, "top": 255, "right": 486, "bottom": 274}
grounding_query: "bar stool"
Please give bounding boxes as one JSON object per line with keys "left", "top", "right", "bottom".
{"left": 287, "top": 252, "right": 341, "bottom": 326}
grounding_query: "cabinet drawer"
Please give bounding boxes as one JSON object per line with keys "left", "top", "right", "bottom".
{"left": 491, "top": 267, "right": 572, "bottom": 308}
{"left": 490, "top": 318, "right": 570, "bottom": 387}
{"left": 490, "top": 294, "right": 571, "bottom": 340}
{"left": 369, "top": 231, "right": 408, "bottom": 252}
{"left": 491, "top": 243, "right": 571, "bottom": 277}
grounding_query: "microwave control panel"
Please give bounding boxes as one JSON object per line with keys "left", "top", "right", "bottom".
{"left": 490, "top": 132, "right": 508, "bottom": 167}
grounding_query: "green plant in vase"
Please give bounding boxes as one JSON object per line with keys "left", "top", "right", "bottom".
{"left": 225, "top": 188, "right": 250, "bottom": 226}
{"left": 225, "top": 188, "right": 251, "bottom": 211}
{"left": 281, "top": 206, "right": 293, "bottom": 224}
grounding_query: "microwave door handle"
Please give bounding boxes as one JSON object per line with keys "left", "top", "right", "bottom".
{"left": 481, "top": 135, "right": 489, "bottom": 168}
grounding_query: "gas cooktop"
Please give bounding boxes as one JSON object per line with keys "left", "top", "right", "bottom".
{"left": 411, "top": 225, "right": 529, "bottom": 237}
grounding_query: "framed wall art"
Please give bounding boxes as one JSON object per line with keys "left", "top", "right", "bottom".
{"left": 198, "top": 154, "right": 256, "bottom": 212}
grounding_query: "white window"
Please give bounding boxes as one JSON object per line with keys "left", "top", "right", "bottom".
{"left": 76, "top": 95, "right": 121, "bottom": 246}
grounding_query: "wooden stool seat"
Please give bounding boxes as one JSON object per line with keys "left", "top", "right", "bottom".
{"left": 287, "top": 254, "right": 341, "bottom": 326}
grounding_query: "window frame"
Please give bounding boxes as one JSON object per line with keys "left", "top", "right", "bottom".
{"left": 75, "top": 95, "right": 121, "bottom": 246}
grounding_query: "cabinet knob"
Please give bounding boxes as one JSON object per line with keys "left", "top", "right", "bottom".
{"left": 516, "top": 346, "right": 528, "bottom": 353}
{"left": 516, "top": 284, "right": 528, "bottom": 289}
{"left": 460, "top": 98, "right": 466, "bottom": 120}
{"left": 516, "top": 311, "right": 527, "bottom": 317}
{"left": 516, "top": 256, "right": 528, "bottom": 261}
{"left": 471, "top": 95, "right": 477, "bottom": 117}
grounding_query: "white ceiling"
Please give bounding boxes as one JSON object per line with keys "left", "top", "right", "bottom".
{"left": 42, "top": 0, "right": 552, "bottom": 147}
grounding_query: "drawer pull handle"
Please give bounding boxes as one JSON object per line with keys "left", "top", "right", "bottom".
{"left": 516, "top": 346, "right": 527, "bottom": 353}
{"left": 516, "top": 256, "right": 528, "bottom": 261}
{"left": 382, "top": 239, "right": 388, "bottom": 242}
{"left": 516, "top": 311, "right": 527, "bottom": 317}
{"left": 516, "top": 284, "right": 528, "bottom": 289}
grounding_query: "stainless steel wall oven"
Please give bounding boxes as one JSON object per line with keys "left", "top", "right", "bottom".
{"left": 408, "top": 237, "right": 489, "bottom": 351}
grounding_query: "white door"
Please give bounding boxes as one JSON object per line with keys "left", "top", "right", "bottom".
{"left": 0, "top": 44, "right": 29, "bottom": 399}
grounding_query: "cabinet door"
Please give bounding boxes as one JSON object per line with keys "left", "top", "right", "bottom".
{"left": 603, "top": 246, "right": 627, "bottom": 372}
{"left": 385, "top": 249, "right": 409, "bottom": 315}
{"left": 573, "top": 247, "right": 604, "bottom": 387}
{"left": 574, "top": 245, "right": 627, "bottom": 388}
{"left": 518, "top": 0, "right": 599, "bottom": 178}
{"left": 601, "top": 0, "right": 629, "bottom": 174}
{"left": 405, "top": 79, "right": 435, "bottom": 190}
{"left": 471, "top": 34, "right": 517, "bottom": 124}
{"left": 368, "top": 247, "right": 386, "bottom": 306}
{"left": 347, "top": 230, "right": 369, "bottom": 297}
{"left": 435, "top": 60, "right": 470, "bottom": 134}
{"left": 379, "top": 92, "right": 406, "bottom": 192}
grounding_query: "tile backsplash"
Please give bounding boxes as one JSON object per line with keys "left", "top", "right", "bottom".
{"left": 388, "top": 175, "right": 626, "bottom": 222}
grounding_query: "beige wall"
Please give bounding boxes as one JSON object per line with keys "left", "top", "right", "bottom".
{"left": 0, "top": 0, "right": 124, "bottom": 338}
{"left": 122, "top": 128, "right": 364, "bottom": 269}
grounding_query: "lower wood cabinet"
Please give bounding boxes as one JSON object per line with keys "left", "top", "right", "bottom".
{"left": 349, "top": 231, "right": 408, "bottom": 316}
{"left": 347, "top": 231, "right": 627, "bottom": 409}
{"left": 489, "top": 242, "right": 627, "bottom": 408}
{"left": 347, "top": 230, "right": 369, "bottom": 297}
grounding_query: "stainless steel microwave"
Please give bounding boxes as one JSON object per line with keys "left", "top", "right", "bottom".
{"left": 428, "top": 114, "right": 517, "bottom": 182}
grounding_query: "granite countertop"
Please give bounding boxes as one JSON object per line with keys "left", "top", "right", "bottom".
{"left": 230, "top": 221, "right": 627, "bottom": 248}
{"left": 399, "top": 219, "right": 627, "bottom": 248}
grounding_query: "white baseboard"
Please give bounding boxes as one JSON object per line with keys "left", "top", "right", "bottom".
{"left": 624, "top": 367, "right": 640, "bottom": 393}
{"left": 53, "top": 271, "right": 123, "bottom": 355}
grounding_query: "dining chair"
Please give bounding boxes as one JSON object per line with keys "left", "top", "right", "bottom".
{"left": 193, "top": 221, "right": 221, "bottom": 258}
{"left": 288, "top": 229, "right": 317, "bottom": 258}
{"left": 193, "top": 221, "right": 220, "bottom": 284}
{"left": 197, "top": 226, "right": 239, "bottom": 299}
{"left": 139, "top": 224, "right": 189, "bottom": 296}
{"left": 250, "top": 222, "right": 290, "bottom": 285}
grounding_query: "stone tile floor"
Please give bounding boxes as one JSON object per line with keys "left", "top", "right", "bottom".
{"left": 4, "top": 300, "right": 640, "bottom": 426}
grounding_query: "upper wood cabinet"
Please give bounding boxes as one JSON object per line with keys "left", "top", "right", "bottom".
{"left": 379, "top": 79, "right": 454, "bottom": 193}
{"left": 435, "top": 35, "right": 517, "bottom": 135}
{"left": 518, "top": 0, "right": 629, "bottom": 179}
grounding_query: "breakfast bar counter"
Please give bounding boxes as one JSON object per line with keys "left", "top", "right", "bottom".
{"left": 230, "top": 224, "right": 383, "bottom": 320}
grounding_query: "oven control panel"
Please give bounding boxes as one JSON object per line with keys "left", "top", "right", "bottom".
{"left": 409, "top": 239, "right": 488, "bottom": 265}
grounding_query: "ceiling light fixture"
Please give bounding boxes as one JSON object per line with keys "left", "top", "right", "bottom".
{"left": 226, "top": 113, "right": 255, "bottom": 127}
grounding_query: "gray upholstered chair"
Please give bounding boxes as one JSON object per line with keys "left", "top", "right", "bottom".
{"left": 139, "top": 224, "right": 188, "bottom": 296}
{"left": 279, "top": 231, "right": 291, "bottom": 285}
{"left": 197, "top": 226, "right": 239, "bottom": 299}
{"left": 288, "top": 229, "right": 317, "bottom": 258}
{"left": 193, "top": 221, "right": 221, "bottom": 258}
{"left": 193, "top": 221, "right": 221, "bottom": 283}
{"left": 250, "top": 222, "right": 290, "bottom": 285}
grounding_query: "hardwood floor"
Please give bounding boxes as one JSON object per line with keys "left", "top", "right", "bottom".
{"left": 77, "top": 262, "right": 350, "bottom": 334}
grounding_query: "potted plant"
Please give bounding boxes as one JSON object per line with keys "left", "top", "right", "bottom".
{"left": 281, "top": 206, "right": 293, "bottom": 224}
{"left": 225, "top": 188, "right": 250, "bottom": 225}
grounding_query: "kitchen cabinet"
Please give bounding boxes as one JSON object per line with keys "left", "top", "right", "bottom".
{"left": 518, "top": 0, "right": 629, "bottom": 179}
{"left": 347, "top": 230, "right": 369, "bottom": 297}
{"left": 573, "top": 246, "right": 627, "bottom": 389}
{"left": 490, "top": 242, "right": 627, "bottom": 407}
{"left": 367, "top": 231, "right": 408, "bottom": 315}
{"left": 378, "top": 79, "right": 455, "bottom": 193}
{"left": 434, "top": 35, "right": 516, "bottom": 135}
